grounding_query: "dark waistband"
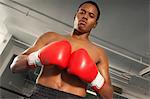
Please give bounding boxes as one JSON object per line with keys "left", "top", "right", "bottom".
{"left": 34, "top": 84, "right": 84, "bottom": 98}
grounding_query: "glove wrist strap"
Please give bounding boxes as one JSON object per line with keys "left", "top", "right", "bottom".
{"left": 91, "top": 72, "right": 104, "bottom": 89}
{"left": 27, "top": 51, "right": 43, "bottom": 67}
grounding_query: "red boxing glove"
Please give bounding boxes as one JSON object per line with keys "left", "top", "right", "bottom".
{"left": 27, "top": 40, "right": 71, "bottom": 69}
{"left": 67, "top": 48, "right": 104, "bottom": 92}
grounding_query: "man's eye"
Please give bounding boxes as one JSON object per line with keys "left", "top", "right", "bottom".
{"left": 79, "top": 11, "right": 85, "bottom": 14}
{"left": 90, "top": 14, "right": 95, "bottom": 18}
{"left": 90, "top": 15, "right": 94, "bottom": 18}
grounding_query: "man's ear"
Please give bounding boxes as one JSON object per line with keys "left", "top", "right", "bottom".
{"left": 93, "top": 21, "right": 98, "bottom": 28}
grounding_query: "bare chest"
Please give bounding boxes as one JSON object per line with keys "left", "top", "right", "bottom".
{"left": 68, "top": 39, "right": 100, "bottom": 64}
{"left": 47, "top": 35, "right": 100, "bottom": 64}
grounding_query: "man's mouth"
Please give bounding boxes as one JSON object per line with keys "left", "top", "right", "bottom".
{"left": 79, "top": 20, "right": 86, "bottom": 25}
{"left": 79, "top": 20, "right": 86, "bottom": 24}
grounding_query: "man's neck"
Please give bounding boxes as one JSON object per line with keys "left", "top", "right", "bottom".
{"left": 71, "top": 29, "right": 90, "bottom": 40}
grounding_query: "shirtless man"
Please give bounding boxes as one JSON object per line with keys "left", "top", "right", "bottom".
{"left": 10, "top": 1, "right": 113, "bottom": 99}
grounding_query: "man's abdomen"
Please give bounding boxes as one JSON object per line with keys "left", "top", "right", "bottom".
{"left": 36, "top": 65, "right": 87, "bottom": 97}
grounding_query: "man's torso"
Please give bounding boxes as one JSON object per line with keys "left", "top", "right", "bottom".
{"left": 36, "top": 33, "right": 102, "bottom": 97}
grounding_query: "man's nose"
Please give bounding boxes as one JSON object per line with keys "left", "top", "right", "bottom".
{"left": 82, "top": 13, "right": 88, "bottom": 20}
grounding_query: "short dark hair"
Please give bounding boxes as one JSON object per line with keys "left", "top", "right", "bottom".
{"left": 78, "top": 1, "right": 100, "bottom": 21}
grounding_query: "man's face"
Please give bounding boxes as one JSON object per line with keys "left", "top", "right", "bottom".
{"left": 74, "top": 3, "right": 98, "bottom": 33}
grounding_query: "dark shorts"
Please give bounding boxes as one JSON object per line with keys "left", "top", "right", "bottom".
{"left": 28, "top": 84, "right": 84, "bottom": 99}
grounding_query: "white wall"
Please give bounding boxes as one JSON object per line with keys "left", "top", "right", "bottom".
{"left": 0, "top": 0, "right": 8, "bottom": 36}
{"left": 0, "top": 1, "right": 12, "bottom": 56}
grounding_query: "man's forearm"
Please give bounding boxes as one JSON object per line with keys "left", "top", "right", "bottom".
{"left": 99, "top": 83, "right": 113, "bottom": 99}
{"left": 10, "top": 55, "right": 30, "bottom": 73}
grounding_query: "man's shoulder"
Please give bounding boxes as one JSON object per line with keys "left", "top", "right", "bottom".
{"left": 91, "top": 42, "right": 104, "bottom": 51}
{"left": 35, "top": 32, "right": 63, "bottom": 45}
{"left": 39, "top": 31, "right": 66, "bottom": 40}
{"left": 43, "top": 31, "right": 62, "bottom": 37}
{"left": 90, "top": 42, "right": 107, "bottom": 56}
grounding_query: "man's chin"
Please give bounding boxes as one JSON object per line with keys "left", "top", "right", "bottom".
{"left": 78, "top": 27, "right": 87, "bottom": 33}
{"left": 77, "top": 30, "right": 86, "bottom": 34}
{"left": 74, "top": 27, "right": 88, "bottom": 34}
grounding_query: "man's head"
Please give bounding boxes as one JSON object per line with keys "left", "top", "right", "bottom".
{"left": 78, "top": 1, "right": 100, "bottom": 21}
{"left": 74, "top": 1, "right": 100, "bottom": 33}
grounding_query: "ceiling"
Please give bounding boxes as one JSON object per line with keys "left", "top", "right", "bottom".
{"left": 1, "top": 0, "right": 149, "bottom": 57}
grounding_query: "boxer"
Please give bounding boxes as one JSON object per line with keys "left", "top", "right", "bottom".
{"left": 10, "top": 1, "right": 113, "bottom": 99}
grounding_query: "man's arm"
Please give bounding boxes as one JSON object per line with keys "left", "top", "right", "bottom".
{"left": 97, "top": 48, "right": 113, "bottom": 99}
{"left": 10, "top": 32, "right": 57, "bottom": 73}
